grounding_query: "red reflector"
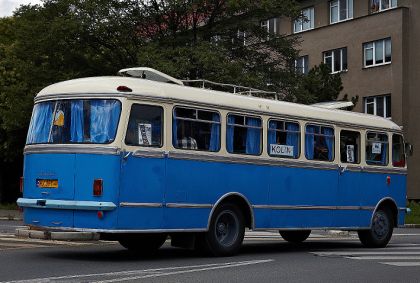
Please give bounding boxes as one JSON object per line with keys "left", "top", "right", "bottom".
{"left": 93, "top": 179, "right": 103, "bottom": 196}
{"left": 117, "top": 86, "right": 132, "bottom": 92}
{"left": 97, "top": 211, "right": 104, "bottom": 219}
{"left": 387, "top": 176, "right": 391, "bottom": 185}
{"left": 20, "top": 177, "right": 24, "bottom": 193}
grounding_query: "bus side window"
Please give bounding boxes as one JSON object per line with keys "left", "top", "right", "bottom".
{"left": 305, "top": 124, "right": 334, "bottom": 162}
{"left": 172, "top": 107, "right": 220, "bottom": 152}
{"left": 340, "top": 130, "right": 360, "bottom": 164}
{"left": 366, "top": 132, "right": 388, "bottom": 166}
{"left": 125, "top": 104, "right": 163, "bottom": 147}
{"left": 392, "top": 134, "right": 406, "bottom": 167}
{"left": 226, "top": 114, "right": 262, "bottom": 155}
{"left": 267, "top": 120, "right": 300, "bottom": 159}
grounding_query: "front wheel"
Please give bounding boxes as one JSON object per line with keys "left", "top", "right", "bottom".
{"left": 358, "top": 208, "right": 394, "bottom": 248}
{"left": 279, "top": 230, "right": 311, "bottom": 243}
{"left": 118, "top": 233, "right": 167, "bottom": 254}
{"left": 199, "top": 203, "right": 245, "bottom": 256}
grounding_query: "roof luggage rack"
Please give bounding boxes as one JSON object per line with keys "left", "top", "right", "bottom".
{"left": 118, "top": 67, "right": 279, "bottom": 100}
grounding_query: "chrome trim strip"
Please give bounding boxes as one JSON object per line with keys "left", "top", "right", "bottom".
{"left": 132, "top": 150, "right": 165, "bottom": 159}
{"left": 166, "top": 203, "right": 213, "bottom": 209}
{"left": 34, "top": 93, "right": 123, "bottom": 102}
{"left": 17, "top": 198, "right": 117, "bottom": 211}
{"left": 120, "top": 202, "right": 163, "bottom": 208}
{"left": 207, "top": 192, "right": 255, "bottom": 230}
{"left": 252, "top": 205, "right": 375, "bottom": 211}
{"left": 32, "top": 226, "right": 207, "bottom": 233}
{"left": 24, "top": 145, "right": 121, "bottom": 155}
{"left": 255, "top": 226, "right": 371, "bottom": 231}
{"left": 169, "top": 151, "right": 338, "bottom": 171}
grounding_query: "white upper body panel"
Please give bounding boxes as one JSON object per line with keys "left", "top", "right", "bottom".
{"left": 36, "top": 76, "right": 401, "bottom": 131}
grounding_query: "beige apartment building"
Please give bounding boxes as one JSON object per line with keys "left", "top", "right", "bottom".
{"left": 262, "top": 0, "right": 420, "bottom": 199}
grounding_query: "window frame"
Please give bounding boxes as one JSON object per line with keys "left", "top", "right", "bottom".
{"left": 339, "top": 129, "right": 361, "bottom": 164}
{"left": 267, "top": 118, "right": 301, "bottom": 159}
{"left": 330, "top": 0, "right": 353, "bottom": 24}
{"left": 323, "top": 47, "right": 348, "bottom": 73}
{"left": 363, "top": 38, "right": 392, "bottom": 68}
{"left": 226, "top": 113, "right": 263, "bottom": 156}
{"left": 124, "top": 103, "right": 164, "bottom": 148}
{"left": 365, "top": 131, "right": 389, "bottom": 166}
{"left": 364, "top": 95, "right": 391, "bottom": 118}
{"left": 293, "top": 7, "right": 315, "bottom": 33}
{"left": 370, "top": 0, "right": 397, "bottom": 13}
{"left": 295, "top": 55, "right": 309, "bottom": 75}
{"left": 172, "top": 106, "right": 221, "bottom": 152}
{"left": 305, "top": 123, "right": 335, "bottom": 162}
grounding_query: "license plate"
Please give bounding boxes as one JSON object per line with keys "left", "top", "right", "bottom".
{"left": 36, "top": 179, "right": 58, "bottom": 188}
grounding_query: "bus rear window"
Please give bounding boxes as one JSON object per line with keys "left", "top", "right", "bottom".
{"left": 392, "top": 134, "right": 405, "bottom": 167}
{"left": 26, "top": 99, "right": 121, "bottom": 145}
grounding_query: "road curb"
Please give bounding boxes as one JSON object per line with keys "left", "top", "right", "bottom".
{"left": 15, "top": 228, "right": 100, "bottom": 241}
{"left": 404, "top": 224, "right": 420, "bottom": 228}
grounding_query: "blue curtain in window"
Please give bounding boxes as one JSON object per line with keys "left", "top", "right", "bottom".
{"left": 381, "top": 143, "right": 388, "bottom": 165}
{"left": 209, "top": 113, "right": 220, "bottom": 151}
{"left": 226, "top": 115, "right": 235, "bottom": 153}
{"left": 70, "top": 100, "right": 84, "bottom": 142}
{"left": 151, "top": 119, "right": 161, "bottom": 146}
{"left": 246, "top": 118, "right": 261, "bottom": 155}
{"left": 322, "top": 127, "right": 334, "bottom": 161}
{"left": 26, "top": 102, "right": 54, "bottom": 144}
{"left": 172, "top": 111, "right": 178, "bottom": 147}
{"left": 286, "top": 123, "right": 300, "bottom": 158}
{"left": 267, "top": 121, "right": 277, "bottom": 154}
{"left": 305, "top": 125, "right": 315, "bottom": 160}
{"left": 90, "top": 100, "right": 120, "bottom": 143}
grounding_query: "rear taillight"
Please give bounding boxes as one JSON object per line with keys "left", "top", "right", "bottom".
{"left": 20, "top": 177, "right": 24, "bottom": 193}
{"left": 93, "top": 179, "right": 103, "bottom": 197}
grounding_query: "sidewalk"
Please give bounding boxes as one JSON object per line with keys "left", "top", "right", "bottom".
{"left": 0, "top": 209, "right": 22, "bottom": 221}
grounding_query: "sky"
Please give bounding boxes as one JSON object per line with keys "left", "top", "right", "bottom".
{"left": 0, "top": 0, "right": 42, "bottom": 17}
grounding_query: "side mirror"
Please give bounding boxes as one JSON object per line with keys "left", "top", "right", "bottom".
{"left": 405, "top": 143, "right": 413, "bottom": 157}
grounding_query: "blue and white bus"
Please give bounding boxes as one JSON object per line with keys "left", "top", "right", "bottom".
{"left": 18, "top": 68, "right": 409, "bottom": 256}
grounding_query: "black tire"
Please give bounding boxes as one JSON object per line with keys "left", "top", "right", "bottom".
{"left": 200, "top": 203, "right": 245, "bottom": 256}
{"left": 358, "top": 208, "right": 394, "bottom": 248}
{"left": 279, "top": 230, "right": 311, "bottom": 243}
{"left": 118, "top": 233, "right": 167, "bottom": 254}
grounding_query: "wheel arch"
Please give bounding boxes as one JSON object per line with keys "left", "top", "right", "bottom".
{"left": 207, "top": 192, "right": 254, "bottom": 230}
{"left": 372, "top": 197, "right": 399, "bottom": 228}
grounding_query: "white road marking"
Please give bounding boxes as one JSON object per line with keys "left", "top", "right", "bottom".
{"left": 350, "top": 256, "right": 420, "bottom": 260}
{"left": 380, "top": 262, "right": 420, "bottom": 267}
{"left": 315, "top": 251, "right": 420, "bottom": 256}
{"left": 393, "top": 234, "right": 420, "bottom": 236}
{"left": 2, "top": 259, "right": 274, "bottom": 283}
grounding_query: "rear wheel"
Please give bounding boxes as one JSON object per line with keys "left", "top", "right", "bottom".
{"left": 358, "top": 208, "right": 394, "bottom": 248}
{"left": 198, "top": 203, "right": 245, "bottom": 256}
{"left": 279, "top": 230, "right": 311, "bottom": 243}
{"left": 118, "top": 233, "right": 167, "bottom": 254}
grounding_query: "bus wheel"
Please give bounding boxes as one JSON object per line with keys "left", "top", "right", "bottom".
{"left": 202, "top": 203, "right": 245, "bottom": 256}
{"left": 358, "top": 208, "right": 394, "bottom": 248}
{"left": 279, "top": 230, "right": 311, "bottom": 243}
{"left": 118, "top": 233, "right": 167, "bottom": 254}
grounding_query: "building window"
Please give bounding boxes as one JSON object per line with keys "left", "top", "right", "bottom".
{"left": 364, "top": 95, "right": 391, "bottom": 118}
{"left": 294, "top": 7, "right": 314, "bottom": 33}
{"left": 323, "top": 47, "right": 347, "bottom": 73}
{"left": 295, "top": 56, "right": 309, "bottom": 75}
{"left": 370, "top": 0, "right": 397, "bottom": 13}
{"left": 261, "top": 18, "right": 277, "bottom": 35}
{"left": 363, "top": 38, "right": 391, "bottom": 67}
{"left": 227, "top": 114, "right": 262, "bottom": 155}
{"left": 330, "top": 0, "right": 353, "bottom": 24}
{"left": 173, "top": 107, "right": 221, "bottom": 151}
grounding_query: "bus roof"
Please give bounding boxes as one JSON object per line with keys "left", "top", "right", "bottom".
{"left": 37, "top": 76, "right": 401, "bottom": 131}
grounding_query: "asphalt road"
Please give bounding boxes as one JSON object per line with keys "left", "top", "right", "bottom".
{"left": 0, "top": 220, "right": 419, "bottom": 283}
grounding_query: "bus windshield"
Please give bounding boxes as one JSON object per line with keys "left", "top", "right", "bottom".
{"left": 26, "top": 99, "right": 121, "bottom": 145}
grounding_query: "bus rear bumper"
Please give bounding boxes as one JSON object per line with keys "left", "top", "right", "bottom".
{"left": 17, "top": 198, "right": 117, "bottom": 211}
